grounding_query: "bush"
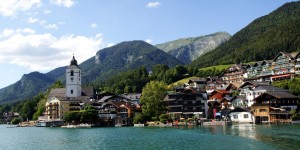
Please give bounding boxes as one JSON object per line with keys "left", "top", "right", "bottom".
{"left": 133, "top": 114, "right": 144, "bottom": 124}
{"left": 159, "top": 114, "right": 169, "bottom": 123}
{"left": 11, "top": 118, "right": 21, "bottom": 125}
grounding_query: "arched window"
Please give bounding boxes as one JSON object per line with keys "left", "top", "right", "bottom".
{"left": 71, "top": 90, "right": 73, "bottom": 94}
{"left": 70, "top": 70, "right": 74, "bottom": 76}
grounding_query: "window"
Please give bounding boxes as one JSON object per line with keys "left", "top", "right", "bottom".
{"left": 244, "top": 114, "right": 249, "bottom": 118}
{"left": 233, "top": 115, "right": 238, "bottom": 119}
{"left": 70, "top": 70, "right": 74, "bottom": 76}
{"left": 71, "top": 90, "right": 73, "bottom": 94}
{"left": 259, "top": 109, "right": 267, "bottom": 112}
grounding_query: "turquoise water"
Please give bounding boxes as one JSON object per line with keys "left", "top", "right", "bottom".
{"left": 0, "top": 124, "right": 300, "bottom": 150}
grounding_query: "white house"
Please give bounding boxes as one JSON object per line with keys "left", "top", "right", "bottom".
{"left": 229, "top": 108, "right": 254, "bottom": 123}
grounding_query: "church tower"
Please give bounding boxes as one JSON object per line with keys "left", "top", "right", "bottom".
{"left": 66, "top": 55, "right": 82, "bottom": 98}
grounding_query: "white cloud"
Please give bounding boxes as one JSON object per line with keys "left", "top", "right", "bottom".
{"left": 44, "top": 10, "right": 51, "bottom": 14}
{"left": 90, "top": 23, "right": 98, "bottom": 28}
{"left": 0, "top": 28, "right": 35, "bottom": 38}
{"left": 145, "top": 39, "right": 153, "bottom": 44}
{"left": 44, "top": 24, "right": 59, "bottom": 29}
{"left": 0, "top": 0, "right": 41, "bottom": 17}
{"left": 147, "top": 1, "right": 160, "bottom": 8}
{"left": 0, "top": 28, "right": 104, "bottom": 71}
{"left": 50, "top": 0, "right": 75, "bottom": 8}
{"left": 28, "top": 17, "right": 39, "bottom": 23}
{"left": 106, "top": 43, "right": 115, "bottom": 48}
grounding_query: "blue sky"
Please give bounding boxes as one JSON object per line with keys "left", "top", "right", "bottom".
{"left": 0, "top": 0, "right": 295, "bottom": 88}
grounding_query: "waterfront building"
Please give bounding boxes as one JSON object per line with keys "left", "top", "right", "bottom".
{"left": 164, "top": 87, "right": 208, "bottom": 120}
{"left": 44, "top": 55, "right": 95, "bottom": 126}
{"left": 251, "top": 92, "right": 298, "bottom": 123}
{"left": 229, "top": 107, "right": 254, "bottom": 123}
{"left": 97, "top": 94, "right": 141, "bottom": 126}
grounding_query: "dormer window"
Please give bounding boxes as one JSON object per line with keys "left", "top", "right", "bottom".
{"left": 70, "top": 70, "right": 74, "bottom": 76}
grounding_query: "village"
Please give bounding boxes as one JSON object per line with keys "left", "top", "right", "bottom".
{"left": 2, "top": 51, "right": 300, "bottom": 127}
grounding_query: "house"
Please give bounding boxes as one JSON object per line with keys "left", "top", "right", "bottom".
{"left": 220, "top": 64, "right": 247, "bottom": 87}
{"left": 97, "top": 94, "right": 141, "bottom": 126}
{"left": 186, "top": 78, "right": 207, "bottom": 90}
{"left": 229, "top": 107, "right": 254, "bottom": 123}
{"left": 231, "top": 95, "right": 247, "bottom": 108}
{"left": 207, "top": 100, "right": 221, "bottom": 119}
{"left": 209, "top": 90, "right": 233, "bottom": 101}
{"left": 164, "top": 87, "right": 208, "bottom": 120}
{"left": 101, "top": 101, "right": 138, "bottom": 126}
{"left": 241, "top": 84, "right": 289, "bottom": 107}
{"left": 251, "top": 92, "right": 299, "bottom": 123}
{"left": 245, "top": 60, "right": 273, "bottom": 81}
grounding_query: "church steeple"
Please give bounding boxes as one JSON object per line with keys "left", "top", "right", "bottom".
{"left": 70, "top": 54, "right": 79, "bottom": 66}
{"left": 66, "top": 54, "right": 81, "bottom": 98}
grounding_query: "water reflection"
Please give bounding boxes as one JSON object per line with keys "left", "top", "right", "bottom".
{"left": 203, "top": 124, "right": 300, "bottom": 150}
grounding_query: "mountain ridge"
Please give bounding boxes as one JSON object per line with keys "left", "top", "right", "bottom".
{"left": 0, "top": 40, "right": 184, "bottom": 104}
{"left": 156, "top": 32, "right": 231, "bottom": 64}
{"left": 190, "top": 1, "right": 300, "bottom": 68}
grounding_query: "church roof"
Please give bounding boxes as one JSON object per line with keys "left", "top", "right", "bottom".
{"left": 48, "top": 88, "right": 66, "bottom": 98}
{"left": 70, "top": 56, "right": 79, "bottom": 67}
{"left": 82, "top": 86, "right": 94, "bottom": 96}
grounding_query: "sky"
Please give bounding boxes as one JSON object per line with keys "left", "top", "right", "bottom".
{"left": 0, "top": 0, "right": 296, "bottom": 88}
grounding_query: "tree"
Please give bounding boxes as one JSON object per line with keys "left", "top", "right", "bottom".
{"left": 140, "top": 81, "right": 168, "bottom": 121}
{"left": 64, "top": 112, "right": 80, "bottom": 124}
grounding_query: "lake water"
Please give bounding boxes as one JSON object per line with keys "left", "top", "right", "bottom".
{"left": 0, "top": 124, "right": 300, "bottom": 150}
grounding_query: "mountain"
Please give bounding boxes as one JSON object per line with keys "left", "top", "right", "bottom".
{"left": 80, "top": 40, "right": 184, "bottom": 83}
{"left": 190, "top": 2, "right": 300, "bottom": 68}
{"left": 0, "top": 72, "right": 54, "bottom": 104}
{"left": 0, "top": 40, "right": 183, "bottom": 104}
{"left": 156, "top": 32, "right": 231, "bottom": 64}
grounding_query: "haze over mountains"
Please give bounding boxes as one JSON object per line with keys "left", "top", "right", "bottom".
{"left": 0, "top": 1, "right": 299, "bottom": 104}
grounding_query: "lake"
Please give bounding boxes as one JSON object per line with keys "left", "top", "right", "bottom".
{"left": 0, "top": 124, "right": 300, "bottom": 150}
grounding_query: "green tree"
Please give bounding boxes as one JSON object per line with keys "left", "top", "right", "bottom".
{"left": 140, "top": 81, "right": 168, "bottom": 121}
{"left": 11, "top": 118, "right": 21, "bottom": 125}
{"left": 159, "top": 114, "right": 169, "bottom": 123}
{"left": 133, "top": 114, "right": 144, "bottom": 124}
{"left": 64, "top": 112, "right": 80, "bottom": 124}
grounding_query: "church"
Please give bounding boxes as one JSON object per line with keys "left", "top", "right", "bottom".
{"left": 44, "top": 55, "right": 95, "bottom": 126}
